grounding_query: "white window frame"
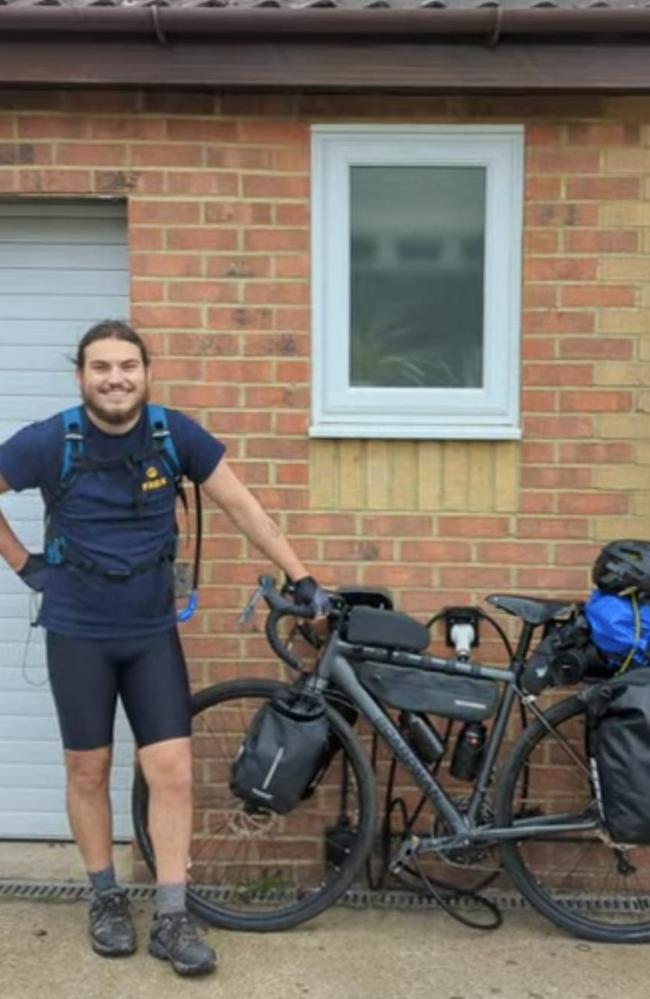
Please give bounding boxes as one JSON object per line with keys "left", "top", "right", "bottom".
{"left": 310, "top": 124, "right": 524, "bottom": 440}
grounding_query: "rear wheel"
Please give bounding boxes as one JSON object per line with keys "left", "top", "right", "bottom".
{"left": 132, "top": 678, "right": 376, "bottom": 931}
{"left": 496, "top": 694, "right": 650, "bottom": 942}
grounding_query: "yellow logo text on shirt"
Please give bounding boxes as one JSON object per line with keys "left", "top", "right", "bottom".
{"left": 141, "top": 465, "right": 169, "bottom": 492}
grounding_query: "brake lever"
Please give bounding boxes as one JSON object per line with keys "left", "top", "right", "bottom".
{"left": 237, "top": 583, "right": 265, "bottom": 626}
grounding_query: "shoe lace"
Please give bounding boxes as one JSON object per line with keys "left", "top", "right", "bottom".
{"left": 167, "top": 913, "right": 200, "bottom": 947}
{"left": 96, "top": 891, "right": 129, "bottom": 922}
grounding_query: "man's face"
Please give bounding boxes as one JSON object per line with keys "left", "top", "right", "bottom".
{"left": 77, "top": 338, "right": 150, "bottom": 427}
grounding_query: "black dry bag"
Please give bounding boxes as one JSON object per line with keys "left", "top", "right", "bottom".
{"left": 586, "top": 669, "right": 650, "bottom": 844}
{"left": 230, "top": 685, "right": 330, "bottom": 815}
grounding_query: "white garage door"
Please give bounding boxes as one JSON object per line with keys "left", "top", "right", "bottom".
{"left": 0, "top": 199, "right": 134, "bottom": 839}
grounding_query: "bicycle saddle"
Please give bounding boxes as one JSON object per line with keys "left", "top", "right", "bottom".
{"left": 486, "top": 594, "right": 577, "bottom": 626}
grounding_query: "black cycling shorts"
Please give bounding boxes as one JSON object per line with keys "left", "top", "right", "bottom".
{"left": 46, "top": 629, "right": 192, "bottom": 751}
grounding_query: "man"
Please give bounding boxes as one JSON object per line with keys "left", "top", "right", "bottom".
{"left": 0, "top": 320, "right": 328, "bottom": 977}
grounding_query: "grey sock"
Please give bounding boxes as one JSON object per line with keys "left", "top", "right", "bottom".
{"left": 157, "top": 883, "right": 187, "bottom": 916}
{"left": 88, "top": 865, "right": 119, "bottom": 896}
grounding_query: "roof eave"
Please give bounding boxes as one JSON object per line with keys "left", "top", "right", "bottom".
{"left": 2, "top": 7, "right": 650, "bottom": 39}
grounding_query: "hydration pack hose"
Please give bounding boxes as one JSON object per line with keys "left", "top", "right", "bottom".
{"left": 177, "top": 480, "right": 202, "bottom": 623}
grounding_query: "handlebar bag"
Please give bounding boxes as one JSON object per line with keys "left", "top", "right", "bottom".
{"left": 585, "top": 670, "right": 650, "bottom": 844}
{"left": 230, "top": 685, "right": 330, "bottom": 815}
{"left": 357, "top": 661, "right": 498, "bottom": 721}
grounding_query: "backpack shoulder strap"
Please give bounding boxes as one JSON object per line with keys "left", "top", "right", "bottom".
{"left": 147, "top": 404, "right": 181, "bottom": 479}
{"left": 60, "top": 406, "right": 85, "bottom": 480}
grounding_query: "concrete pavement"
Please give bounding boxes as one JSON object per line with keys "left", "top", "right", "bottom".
{"left": 0, "top": 843, "right": 648, "bottom": 999}
{"left": 1, "top": 895, "right": 649, "bottom": 999}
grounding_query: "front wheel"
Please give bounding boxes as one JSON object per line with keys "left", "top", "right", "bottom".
{"left": 496, "top": 694, "right": 650, "bottom": 943}
{"left": 132, "top": 678, "right": 376, "bottom": 932}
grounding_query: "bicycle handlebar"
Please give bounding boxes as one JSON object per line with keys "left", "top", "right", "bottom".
{"left": 254, "top": 576, "right": 322, "bottom": 673}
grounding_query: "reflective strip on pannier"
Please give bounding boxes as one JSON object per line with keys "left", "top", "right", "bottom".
{"left": 229, "top": 686, "right": 330, "bottom": 815}
{"left": 356, "top": 661, "right": 498, "bottom": 721}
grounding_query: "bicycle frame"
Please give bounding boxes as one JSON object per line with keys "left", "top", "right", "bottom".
{"left": 312, "top": 625, "right": 598, "bottom": 857}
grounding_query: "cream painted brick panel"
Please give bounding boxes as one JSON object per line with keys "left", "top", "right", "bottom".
{"left": 594, "top": 362, "right": 650, "bottom": 386}
{"left": 339, "top": 440, "right": 365, "bottom": 509}
{"left": 466, "top": 443, "right": 494, "bottom": 513}
{"left": 600, "top": 204, "right": 650, "bottom": 226}
{"left": 594, "top": 517, "right": 650, "bottom": 540}
{"left": 494, "top": 442, "right": 520, "bottom": 512}
{"left": 366, "top": 440, "right": 390, "bottom": 511}
{"left": 597, "top": 309, "right": 650, "bottom": 333}
{"left": 596, "top": 414, "right": 650, "bottom": 438}
{"left": 417, "top": 442, "right": 442, "bottom": 511}
{"left": 601, "top": 258, "right": 650, "bottom": 281}
{"left": 389, "top": 442, "right": 418, "bottom": 511}
{"left": 637, "top": 444, "right": 650, "bottom": 465}
{"left": 632, "top": 494, "right": 650, "bottom": 516}
{"left": 310, "top": 440, "right": 338, "bottom": 508}
{"left": 592, "top": 466, "right": 650, "bottom": 490}
{"left": 442, "top": 444, "right": 470, "bottom": 511}
{"left": 309, "top": 441, "right": 519, "bottom": 512}
{"left": 640, "top": 339, "right": 650, "bottom": 361}
{"left": 603, "top": 148, "right": 650, "bottom": 172}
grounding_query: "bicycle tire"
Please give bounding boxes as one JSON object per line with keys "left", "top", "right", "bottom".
{"left": 132, "top": 677, "right": 376, "bottom": 932}
{"left": 496, "top": 693, "right": 650, "bottom": 943}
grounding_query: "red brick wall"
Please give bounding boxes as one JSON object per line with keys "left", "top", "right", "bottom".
{"left": 0, "top": 90, "right": 648, "bottom": 683}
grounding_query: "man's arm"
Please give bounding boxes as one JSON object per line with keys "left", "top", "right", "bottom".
{"left": 0, "top": 474, "right": 29, "bottom": 572}
{"left": 200, "top": 460, "right": 309, "bottom": 582}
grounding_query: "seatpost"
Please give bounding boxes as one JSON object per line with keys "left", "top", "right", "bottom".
{"left": 512, "top": 621, "right": 538, "bottom": 667}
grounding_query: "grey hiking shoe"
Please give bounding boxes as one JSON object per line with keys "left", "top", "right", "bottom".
{"left": 149, "top": 912, "right": 217, "bottom": 976}
{"left": 88, "top": 888, "right": 136, "bottom": 957}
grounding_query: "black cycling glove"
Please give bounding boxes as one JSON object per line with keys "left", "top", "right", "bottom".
{"left": 17, "top": 553, "right": 47, "bottom": 593}
{"left": 293, "top": 576, "right": 331, "bottom": 618}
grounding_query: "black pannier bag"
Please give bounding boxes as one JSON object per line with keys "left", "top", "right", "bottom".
{"left": 357, "top": 661, "right": 498, "bottom": 722}
{"left": 230, "top": 685, "right": 330, "bottom": 815}
{"left": 586, "top": 670, "right": 650, "bottom": 844}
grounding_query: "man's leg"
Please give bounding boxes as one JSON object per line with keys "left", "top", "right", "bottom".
{"left": 121, "top": 630, "right": 216, "bottom": 976}
{"left": 65, "top": 747, "right": 113, "bottom": 873}
{"left": 138, "top": 737, "right": 216, "bottom": 976}
{"left": 137, "top": 737, "right": 192, "bottom": 887}
{"left": 47, "top": 632, "right": 136, "bottom": 958}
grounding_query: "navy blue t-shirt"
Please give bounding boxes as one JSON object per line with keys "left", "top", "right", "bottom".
{"left": 0, "top": 407, "right": 225, "bottom": 639}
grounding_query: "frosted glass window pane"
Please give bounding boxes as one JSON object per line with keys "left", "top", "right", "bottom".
{"left": 349, "top": 166, "right": 485, "bottom": 389}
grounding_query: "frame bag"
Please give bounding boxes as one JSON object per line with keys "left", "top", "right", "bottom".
{"left": 357, "top": 662, "right": 498, "bottom": 721}
{"left": 586, "top": 670, "right": 650, "bottom": 844}
{"left": 230, "top": 685, "right": 330, "bottom": 815}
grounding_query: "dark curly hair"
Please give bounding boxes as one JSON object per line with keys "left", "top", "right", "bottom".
{"left": 75, "top": 320, "right": 151, "bottom": 370}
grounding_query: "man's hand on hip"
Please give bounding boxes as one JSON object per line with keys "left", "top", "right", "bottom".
{"left": 17, "top": 553, "right": 47, "bottom": 592}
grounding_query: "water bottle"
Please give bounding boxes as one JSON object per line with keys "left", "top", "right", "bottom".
{"left": 401, "top": 712, "right": 444, "bottom": 765}
{"left": 449, "top": 721, "right": 486, "bottom": 781}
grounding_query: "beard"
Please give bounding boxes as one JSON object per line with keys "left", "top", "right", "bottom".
{"left": 81, "top": 383, "right": 150, "bottom": 427}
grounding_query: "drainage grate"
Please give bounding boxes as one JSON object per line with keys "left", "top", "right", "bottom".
{"left": 0, "top": 881, "right": 156, "bottom": 902}
{"left": 0, "top": 880, "right": 646, "bottom": 916}
{"left": 0, "top": 879, "right": 523, "bottom": 911}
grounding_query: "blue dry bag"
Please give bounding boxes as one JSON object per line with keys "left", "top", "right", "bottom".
{"left": 584, "top": 590, "right": 650, "bottom": 669}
